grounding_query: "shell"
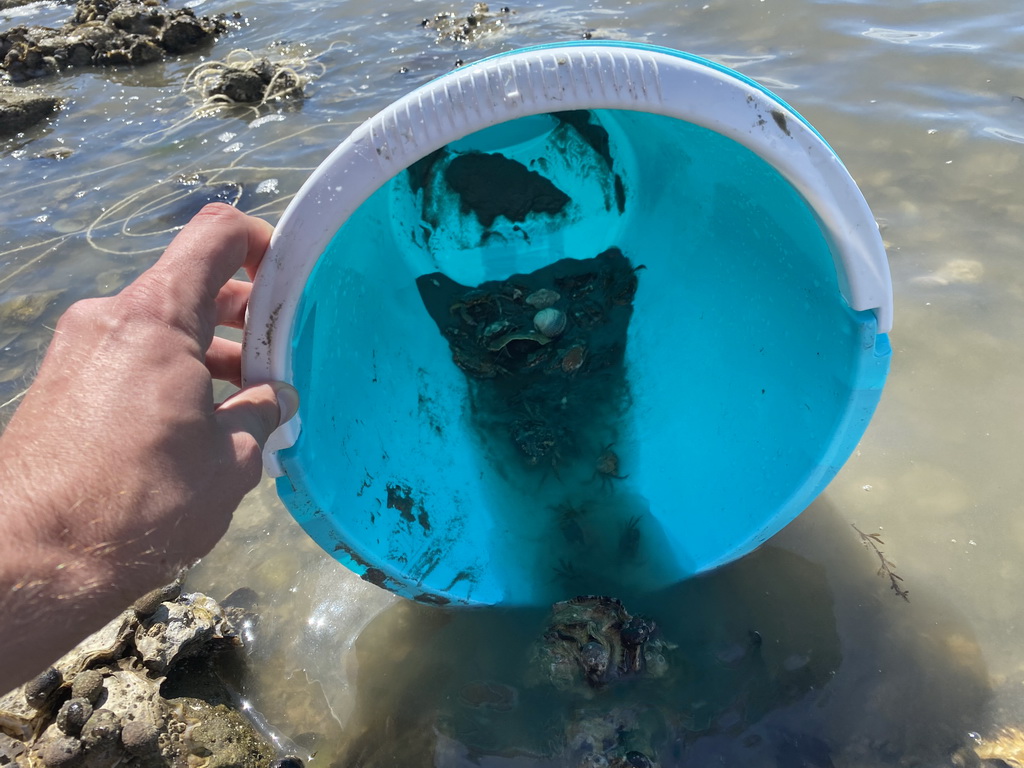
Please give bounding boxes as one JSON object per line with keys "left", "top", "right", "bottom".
{"left": 485, "top": 331, "right": 551, "bottom": 353}
{"left": 533, "top": 307, "right": 567, "bottom": 339}
{"left": 561, "top": 343, "right": 587, "bottom": 374}
{"left": 525, "top": 288, "right": 560, "bottom": 309}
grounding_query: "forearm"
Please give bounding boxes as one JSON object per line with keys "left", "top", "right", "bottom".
{"left": 0, "top": 529, "right": 126, "bottom": 696}
{"left": 0, "top": 452, "right": 174, "bottom": 695}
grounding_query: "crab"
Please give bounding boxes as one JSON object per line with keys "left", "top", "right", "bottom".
{"left": 449, "top": 289, "right": 498, "bottom": 327}
{"left": 568, "top": 298, "right": 605, "bottom": 330}
{"left": 552, "top": 558, "right": 582, "bottom": 582}
{"left": 510, "top": 417, "right": 559, "bottom": 465}
{"left": 507, "top": 400, "right": 566, "bottom": 477}
{"left": 595, "top": 444, "right": 629, "bottom": 487}
{"left": 451, "top": 344, "right": 507, "bottom": 379}
{"left": 554, "top": 503, "right": 589, "bottom": 547}
{"left": 619, "top": 515, "right": 642, "bottom": 560}
{"left": 612, "top": 264, "right": 647, "bottom": 306}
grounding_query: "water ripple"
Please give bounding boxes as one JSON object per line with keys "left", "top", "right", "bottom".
{"left": 862, "top": 26, "right": 942, "bottom": 44}
{"left": 983, "top": 126, "right": 1024, "bottom": 145}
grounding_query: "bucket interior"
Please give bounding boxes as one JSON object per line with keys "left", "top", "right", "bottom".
{"left": 275, "top": 108, "right": 890, "bottom": 606}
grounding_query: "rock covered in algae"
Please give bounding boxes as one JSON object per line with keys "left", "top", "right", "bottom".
{"left": 194, "top": 56, "right": 304, "bottom": 106}
{"left": 0, "top": 588, "right": 274, "bottom": 768}
{"left": 527, "top": 595, "right": 671, "bottom": 696}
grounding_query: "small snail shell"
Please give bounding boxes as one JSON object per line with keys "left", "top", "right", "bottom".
{"left": 525, "top": 288, "right": 561, "bottom": 309}
{"left": 533, "top": 307, "right": 567, "bottom": 339}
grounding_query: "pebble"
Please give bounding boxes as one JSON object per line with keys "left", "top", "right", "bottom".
{"left": 131, "top": 582, "right": 182, "bottom": 619}
{"left": 120, "top": 719, "right": 161, "bottom": 756}
{"left": 37, "top": 735, "right": 83, "bottom": 768}
{"left": 24, "top": 667, "right": 63, "bottom": 709}
{"left": 56, "top": 698, "right": 93, "bottom": 737}
{"left": 70, "top": 670, "right": 103, "bottom": 704}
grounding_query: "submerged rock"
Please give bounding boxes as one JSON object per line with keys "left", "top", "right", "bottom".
{"left": 0, "top": 0, "right": 229, "bottom": 83}
{"left": 528, "top": 595, "right": 671, "bottom": 695}
{"left": 0, "top": 86, "right": 58, "bottom": 136}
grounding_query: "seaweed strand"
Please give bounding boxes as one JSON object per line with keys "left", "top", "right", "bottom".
{"left": 853, "top": 524, "right": 910, "bottom": 602}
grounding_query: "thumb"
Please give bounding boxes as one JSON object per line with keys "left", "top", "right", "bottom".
{"left": 215, "top": 381, "right": 299, "bottom": 449}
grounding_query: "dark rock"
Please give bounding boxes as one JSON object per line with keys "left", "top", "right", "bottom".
{"left": 1, "top": 35, "right": 61, "bottom": 82}
{"left": 160, "top": 14, "right": 211, "bottom": 54}
{"left": 1, "top": 0, "right": 230, "bottom": 82}
{"left": 221, "top": 587, "right": 260, "bottom": 612}
{"left": 95, "top": 33, "right": 162, "bottom": 65}
{"left": 107, "top": 3, "right": 165, "bottom": 34}
{"left": 71, "top": 0, "right": 117, "bottom": 25}
{"left": 207, "top": 67, "right": 266, "bottom": 103}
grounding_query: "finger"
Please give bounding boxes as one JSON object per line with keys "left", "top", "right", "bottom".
{"left": 121, "top": 204, "right": 273, "bottom": 342}
{"left": 215, "top": 278, "right": 252, "bottom": 329}
{"left": 154, "top": 203, "right": 274, "bottom": 293}
{"left": 215, "top": 381, "right": 299, "bottom": 451}
{"left": 205, "top": 336, "right": 242, "bottom": 387}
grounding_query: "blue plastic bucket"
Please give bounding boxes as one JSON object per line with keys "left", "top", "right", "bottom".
{"left": 243, "top": 42, "right": 893, "bottom": 607}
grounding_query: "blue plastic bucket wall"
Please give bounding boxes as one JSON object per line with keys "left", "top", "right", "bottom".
{"left": 244, "top": 43, "right": 893, "bottom": 607}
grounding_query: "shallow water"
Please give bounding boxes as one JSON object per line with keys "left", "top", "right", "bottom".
{"left": 3, "top": 0, "right": 1024, "bottom": 764}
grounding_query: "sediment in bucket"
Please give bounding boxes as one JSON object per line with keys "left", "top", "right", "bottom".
{"left": 243, "top": 43, "right": 893, "bottom": 607}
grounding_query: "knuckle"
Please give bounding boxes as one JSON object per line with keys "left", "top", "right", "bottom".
{"left": 116, "top": 276, "right": 202, "bottom": 346}
{"left": 194, "top": 202, "right": 242, "bottom": 224}
{"left": 55, "top": 296, "right": 113, "bottom": 333}
{"left": 118, "top": 276, "right": 176, "bottom": 321}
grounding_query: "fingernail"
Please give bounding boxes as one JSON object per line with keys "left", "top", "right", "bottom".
{"left": 273, "top": 382, "right": 300, "bottom": 425}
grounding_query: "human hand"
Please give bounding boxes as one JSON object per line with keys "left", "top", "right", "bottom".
{"left": 0, "top": 203, "right": 295, "bottom": 691}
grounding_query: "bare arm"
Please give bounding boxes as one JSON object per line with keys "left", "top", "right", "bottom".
{"left": 0, "top": 204, "right": 296, "bottom": 694}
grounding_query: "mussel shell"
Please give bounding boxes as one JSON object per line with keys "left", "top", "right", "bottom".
{"left": 533, "top": 307, "right": 567, "bottom": 338}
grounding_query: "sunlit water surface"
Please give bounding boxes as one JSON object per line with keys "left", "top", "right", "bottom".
{"left": 3, "top": 0, "right": 1024, "bottom": 765}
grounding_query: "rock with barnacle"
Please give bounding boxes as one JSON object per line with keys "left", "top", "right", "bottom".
{"left": 0, "top": 0, "right": 229, "bottom": 83}
{"left": 0, "top": 588, "right": 273, "bottom": 768}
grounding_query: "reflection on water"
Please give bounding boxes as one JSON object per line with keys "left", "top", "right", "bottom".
{"left": 4, "top": 0, "right": 1024, "bottom": 764}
